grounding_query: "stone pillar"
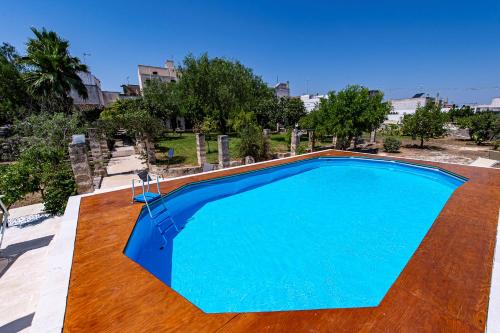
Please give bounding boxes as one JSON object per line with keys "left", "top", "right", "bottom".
{"left": 100, "top": 138, "right": 110, "bottom": 163}
{"left": 370, "top": 130, "right": 376, "bottom": 144}
{"left": 218, "top": 135, "right": 230, "bottom": 168}
{"left": 144, "top": 138, "right": 156, "bottom": 164}
{"left": 68, "top": 135, "right": 94, "bottom": 194}
{"left": 88, "top": 128, "right": 107, "bottom": 177}
{"left": 244, "top": 156, "right": 255, "bottom": 165}
{"left": 263, "top": 129, "right": 271, "bottom": 158}
{"left": 308, "top": 131, "right": 315, "bottom": 152}
{"left": 290, "top": 128, "right": 299, "bottom": 156}
{"left": 196, "top": 133, "right": 206, "bottom": 166}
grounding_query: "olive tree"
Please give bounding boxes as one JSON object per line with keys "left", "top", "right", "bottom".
{"left": 402, "top": 103, "right": 447, "bottom": 148}
{"left": 300, "top": 85, "right": 390, "bottom": 149}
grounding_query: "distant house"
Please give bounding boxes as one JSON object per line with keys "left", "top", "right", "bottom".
{"left": 471, "top": 97, "right": 500, "bottom": 113}
{"left": 274, "top": 82, "right": 290, "bottom": 99}
{"left": 300, "top": 94, "right": 327, "bottom": 112}
{"left": 70, "top": 71, "right": 144, "bottom": 109}
{"left": 137, "top": 60, "right": 185, "bottom": 130}
{"left": 69, "top": 72, "right": 105, "bottom": 109}
{"left": 386, "top": 93, "right": 436, "bottom": 123}
{"left": 137, "top": 60, "right": 177, "bottom": 91}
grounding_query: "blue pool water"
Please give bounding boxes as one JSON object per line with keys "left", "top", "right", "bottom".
{"left": 124, "top": 157, "right": 465, "bottom": 313}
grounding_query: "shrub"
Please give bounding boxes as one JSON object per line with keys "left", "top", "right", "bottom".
{"left": 42, "top": 167, "right": 76, "bottom": 214}
{"left": 383, "top": 136, "right": 401, "bottom": 153}
{"left": 232, "top": 111, "right": 266, "bottom": 160}
{"left": 0, "top": 144, "right": 76, "bottom": 213}
{"left": 458, "top": 111, "right": 500, "bottom": 145}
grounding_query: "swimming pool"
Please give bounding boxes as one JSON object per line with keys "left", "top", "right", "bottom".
{"left": 124, "top": 157, "right": 465, "bottom": 313}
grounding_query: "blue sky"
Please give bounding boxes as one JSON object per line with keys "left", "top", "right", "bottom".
{"left": 1, "top": 0, "right": 499, "bottom": 105}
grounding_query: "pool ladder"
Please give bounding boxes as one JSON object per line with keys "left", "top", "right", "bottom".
{"left": 149, "top": 200, "right": 181, "bottom": 250}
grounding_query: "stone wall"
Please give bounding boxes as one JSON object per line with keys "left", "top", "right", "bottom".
{"left": 0, "top": 137, "right": 21, "bottom": 162}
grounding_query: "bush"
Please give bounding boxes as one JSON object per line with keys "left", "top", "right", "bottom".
{"left": 0, "top": 144, "right": 76, "bottom": 214}
{"left": 458, "top": 111, "right": 500, "bottom": 145}
{"left": 383, "top": 136, "right": 401, "bottom": 153}
{"left": 232, "top": 111, "right": 266, "bottom": 160}
{"left": 42, "top": 167, "right": 76, "bottom": 214}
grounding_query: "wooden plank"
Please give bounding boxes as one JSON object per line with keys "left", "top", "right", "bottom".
{"left": 63, "top": 151, "right": 500, "bottom": 332}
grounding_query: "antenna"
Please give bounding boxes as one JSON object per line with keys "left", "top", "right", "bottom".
{"left": 82, "top": 52, "right": 91, "bottom": 65}
{"left": 126, "top": 76, "right": 130, "bottom": 85}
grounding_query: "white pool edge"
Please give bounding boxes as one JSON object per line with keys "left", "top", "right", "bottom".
{"left": 30, "top": 195, "right": 82, "bottom": 332}
{"left": 486, "top": 209, "right": 500, "bottom": 333}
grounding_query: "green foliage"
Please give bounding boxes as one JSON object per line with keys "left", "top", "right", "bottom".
{"left": 100, "top": 99, "right": 162, "bottom": 139}
{"left": 19, "top": 27, "right": 88, "bottom": 113}
{"left": 380, "top": 124, "right": 402, "bottom": 137}
{"left": 42, "top": 166, "right": 76, "bottom": 214}
{"left": 14, "top": 112, "right": 83, "bottom": 150}
{"left": 0, "top": 44, "right": 33, "bottom": 124}
{"left": 458, "top": 111, "right": 500, "bottom": 144}
{"left": 447, "top": 106, "right": 474, "bottom": 123}
{"left": 0, "top": 144, "right": 76, "bottom": 213}
{"left": 142, "top": 79, "right": 180, "bottom": 122}
{"left": 383, "top": 136, "right": 401, "bottom": 153}
{"left": 176, "top": 53, "right": 275, "bottom": 133}
{"left": 402, "top": 103, "right": 447, "bottom": 148}
{"left": 271, "top": 97, "right": 307, "bottom": 128}
{"left": 233, "top": 111, "right": 266, "bottom": 160}
{"left": 302, "top": 86, "right": 390, "bottom": 149}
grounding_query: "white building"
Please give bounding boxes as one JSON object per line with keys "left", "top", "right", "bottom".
{"left": 300, "top": 94, "right": 327, "bottom": 112}
{"left": 471, "top": 97, "right": 500, "bottom": 113}
{"left": 386, "top": 93, "right": 435, "bottom": 123}
{"left": 137, "top": 60, "right": 177, "bottom": 91}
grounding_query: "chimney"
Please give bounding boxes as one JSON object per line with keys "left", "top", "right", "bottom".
{"left": 165, "top": 60, "right": 174, "bottom": 69}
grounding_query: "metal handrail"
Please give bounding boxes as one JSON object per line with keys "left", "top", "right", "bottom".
{"left": 0, "top": 195, "right": 9, "bottom": 249}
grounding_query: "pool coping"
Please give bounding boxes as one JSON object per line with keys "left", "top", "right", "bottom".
{"left": 55, "top": 149, "right": 500, "bottom": 332}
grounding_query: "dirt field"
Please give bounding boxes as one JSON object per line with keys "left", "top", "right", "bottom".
{"left": 376, "top": 136, "right": 494, "bottom": 166}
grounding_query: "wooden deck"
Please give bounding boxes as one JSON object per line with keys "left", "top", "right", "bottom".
{"left": 63, "top": 151, "right": 500, "bottom": 332}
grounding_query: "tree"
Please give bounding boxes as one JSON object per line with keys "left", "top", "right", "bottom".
{"left": 0, "top": 144, "right": 76, "bottom": 214}
{"left": 0, "top": 44, "right": 33, "bottom": 123}
{"left": 301, "top": 85, "right": 391, "bottom": 149}
{"left": 20, "top": 27, "right": 88, "bottom": 112}
{"left": 402, "top": 103, "right": 447, "bottom": 148}
{"left": 176, "top": 53, "right": 275, "bottom": 133}
{"left": 272, "top": 97, "right": 307, "bottom": 128}
{"left": 100, "top": 99, "right": 163, "bottom": 165}
{"left": 232, "top": 111, "right": 266, "bottom": 161}
{"left": 458, "top": 111, "right": 500, "bottom": 144}
{"left": 448, "top": 105, "right": 474, "bottom": 123}
{"left": 14, "top": 112, "right": 83, "bottom": 150}
{"left": 142, "top": 79, "right": 180, "bottom": 124}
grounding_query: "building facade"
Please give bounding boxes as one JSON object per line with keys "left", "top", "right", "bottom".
{"left": 137, "top": 60, "right": 177, "bottom": 91}
{"left": 69, "top": 72, "right": 105, "bottom": 108}
{"left": 386, "top": 93, "right": 435, "bottom": 123}
{"left": 471, "top": 97, "right": 500, "bottom": 113}
{"left": 300, "top": 94, "right": 327, "bottom": 112}
{"left": 274, "top": 82, "right": 290, "bottom": 99}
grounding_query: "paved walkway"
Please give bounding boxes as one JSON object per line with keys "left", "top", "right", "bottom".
{"left": 99, "top": 145, "right": 146, "bottom": 190}
{"left": 0, "top": 205, "right": 62, "bottom": 332}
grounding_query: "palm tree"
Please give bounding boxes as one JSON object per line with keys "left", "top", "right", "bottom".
{"left": 20, "top": 27, "right": 88, "bottom": 109}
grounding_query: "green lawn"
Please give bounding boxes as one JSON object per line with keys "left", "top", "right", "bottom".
{"left": 155, "top": 132, "right": 329, "bottom": 166}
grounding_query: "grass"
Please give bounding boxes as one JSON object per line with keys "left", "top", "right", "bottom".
{"left": 155, "top": 132, "right": 331, "bottom": 166}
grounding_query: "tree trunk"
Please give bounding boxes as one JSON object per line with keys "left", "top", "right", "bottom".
{"left": 420, "top": 137, "right": 424, "bottom": 148}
